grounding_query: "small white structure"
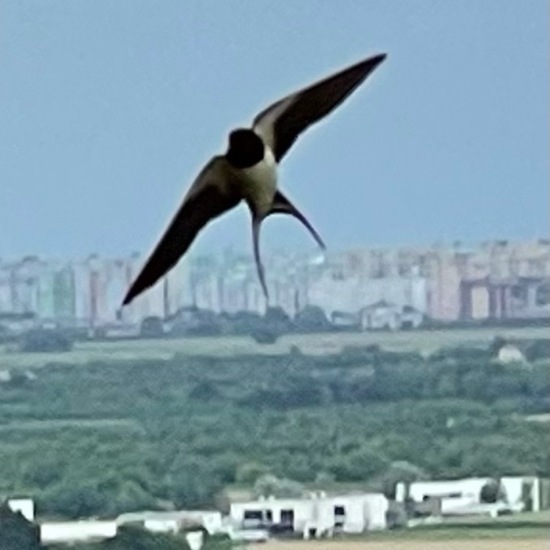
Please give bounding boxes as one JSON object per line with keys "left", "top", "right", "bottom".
{"left": 230, "top": 492, "right": 388, "bottom": 536}
{"left": 359, "top": 301, "right": 423, "bottom": 331}
{"left": 7, "top": 498, "right": 34, "bottom": 522}
{"left": 185, "top": 530, "right": 204, "bottom": 550}
{"left": 40, "top": 520, "right": 117, "bottom": 545}
{"left": 117, "top": 510, "right": 223, "bottom": 535}
{"left": 497, "top": 344, "right": 526, "bottom": 364}
{"left": 396, "top": 476, "right": 541, "bottom": 515}
{"left": 224, "top": 527, "right": 269, "bottom": 543}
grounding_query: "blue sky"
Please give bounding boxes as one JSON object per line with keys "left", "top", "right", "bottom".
{"left": 1, "top": 1, "right": 548, "bottom": 260}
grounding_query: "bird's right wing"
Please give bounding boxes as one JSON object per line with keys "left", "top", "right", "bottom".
{"left": 253, "top": 53, "right": 387, "bottom": 162}
{"left": 122, "top": 156, "right": 241, "bottom": 306}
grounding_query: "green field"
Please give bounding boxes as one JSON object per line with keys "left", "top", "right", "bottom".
{"left": 250, "top": 513, "right": 550, "bottom": 549}
{"left": 0, "top": 418, "right": 141, "bottom": 433}
{"left": 1, "top": 325, "right": 548, "bottom": 368}
{"left": 0, "top": 323, "right": 547, "bottom": 520}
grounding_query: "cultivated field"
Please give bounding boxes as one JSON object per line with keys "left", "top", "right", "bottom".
{"left": 249, "top": 540, "right": 548, "bottom": 550}
{"left": 1, "top": 325, "right": 548, "bottom": 369}
{"left": 248, "top": 515, "right": 550, "bottom": 550}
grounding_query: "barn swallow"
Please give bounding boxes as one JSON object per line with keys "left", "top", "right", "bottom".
{"left": 122, "top": 53, "right": 387, "bottom": 306}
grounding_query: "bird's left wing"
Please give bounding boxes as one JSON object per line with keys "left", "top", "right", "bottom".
{"left": 122, "top": 156, "right": 241, "bottom": 306}
{"left": 253, "top": 53, "right": 387, "bottom": 162}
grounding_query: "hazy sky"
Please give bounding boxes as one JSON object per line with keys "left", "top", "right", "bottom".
{"left": 1, "top": 1, "right": 548, "bottom": 260}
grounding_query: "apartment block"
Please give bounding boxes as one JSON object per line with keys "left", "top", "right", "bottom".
{"left": 0, "top": 240, "right": 548, "bottom": 328}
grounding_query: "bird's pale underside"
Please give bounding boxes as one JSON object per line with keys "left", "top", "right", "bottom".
{"left": 122, "top": 53, "right": 387, "bottom": 307}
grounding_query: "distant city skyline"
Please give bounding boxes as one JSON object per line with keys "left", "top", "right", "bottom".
{"left": 1, "top": 238, "right": 548, "bottom": 326}
{"left": 1, "top": 1, "right": 548, "bottom": 259}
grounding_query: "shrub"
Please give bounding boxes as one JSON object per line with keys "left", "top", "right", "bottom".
{"left": 250, "top": 328, "right": 279, "bottom": 344}
{"left": 140, "top": 316, "right": 164, "bottom": 338}
{"left": 19, "top": 328, "right": 73, "bottom": 353}
{"left": 480, "top": 479, "right": 507, "bottom": 503}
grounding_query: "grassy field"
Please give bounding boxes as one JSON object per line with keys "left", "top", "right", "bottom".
{"left": 0, "top": 418, "right": 141, "bottom": 433}
{"left": 1, "top": 325, "right": 548, "bottom": 369}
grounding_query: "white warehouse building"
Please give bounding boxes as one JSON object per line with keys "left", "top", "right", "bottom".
{"left": 230, "top": 492, "right": 388, "bottom": 537}
{"left": 116, "top": 510, "right": 223, "bottom": 535}
{"left": 396, "top": 476, "right": 542, "bottom": 515}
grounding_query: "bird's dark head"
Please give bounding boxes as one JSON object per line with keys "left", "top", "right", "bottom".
{"left": 226, "top": 128, "right": 265, "bottom": 169}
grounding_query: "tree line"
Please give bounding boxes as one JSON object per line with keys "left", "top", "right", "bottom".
{"left": 0, "top": 340, "right": 547, "bottom": 519}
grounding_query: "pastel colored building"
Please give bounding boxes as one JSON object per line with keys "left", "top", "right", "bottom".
{"left": 0, "top": 239, "right": 548, "bottom": 326}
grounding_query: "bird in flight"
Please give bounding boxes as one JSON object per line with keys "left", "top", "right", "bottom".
{"left": 122, "top": 53, "right": 387, "bottom": 307}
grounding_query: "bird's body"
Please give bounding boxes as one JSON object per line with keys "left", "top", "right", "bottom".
{"left": 238, "top": 145, "right": 278, "bottom": 217}
{"left": 122, "top": 53, "right": 387, "bottom": 307}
